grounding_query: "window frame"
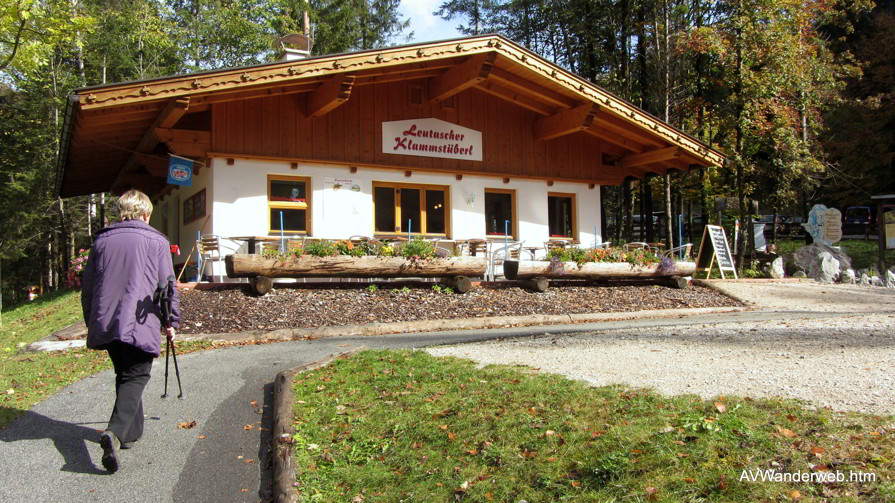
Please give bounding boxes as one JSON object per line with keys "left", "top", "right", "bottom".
{"left": 183, "top": 189, "right": 206, "bottom": 225}
{"left": 372, "top": 181, "right": 451, "bottom": 238}
{"left": 547, "top": 192, "right": 577, "bottom": 241}
{"left": 268, "top": 175, "right": 311, "bottom": 235}
{"left": 484, "top": 188, "right": 517, "bottom": 240}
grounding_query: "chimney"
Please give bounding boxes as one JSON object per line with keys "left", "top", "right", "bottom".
{"left": 275, "top": 33, "right": 312, "bottom": 62}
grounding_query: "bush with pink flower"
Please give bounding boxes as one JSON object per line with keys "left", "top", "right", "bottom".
{"left": 66, "top": 248, "right": 90, "bottom": 289}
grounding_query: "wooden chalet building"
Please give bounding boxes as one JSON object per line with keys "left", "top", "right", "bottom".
{"left": 55, "top": 34, "right": 725, "bottom": 278}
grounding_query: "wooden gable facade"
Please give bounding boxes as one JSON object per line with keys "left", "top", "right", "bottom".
{"left": 56, "top": 35, "right": 724, "bottom": 200}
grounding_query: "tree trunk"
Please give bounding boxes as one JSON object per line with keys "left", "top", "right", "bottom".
{"left": 665, "top": 173, "right": 674, "bottom": 250}
{"left": 639, "top": 180, "right": 646, "bottom": 241}
{"left": 687, "top": 198, "right": 694, "bottom": 244}
{"left": 734, "top": 21, "right": 746, "bottom": 273}
{"left": 623, "top": 179, "right": 634, "bottom": 242}
{"left": 644, "top": 176, "right": 654, "bottom": 242}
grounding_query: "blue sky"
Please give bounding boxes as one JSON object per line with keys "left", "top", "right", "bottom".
{"left": 398, "top": 0, "right": 465, "bottom": 43}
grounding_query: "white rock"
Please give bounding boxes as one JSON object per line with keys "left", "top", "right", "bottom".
{"left": 871, "top": 276, "right": 884, "bottom": 287}
{"left": 809, "top": 252, "right": 840, "bottom": 283}
{"left": 840, "top": 269, "right": 857, "bottom": 284}
{"left": 770, "top": 257, "right": 785, "bottom": 279}
{"left": 887, "top": 270, "right": 895, "bottom": 288}
{"left": 860, "top": 273, "right": 871, "bottom": 285}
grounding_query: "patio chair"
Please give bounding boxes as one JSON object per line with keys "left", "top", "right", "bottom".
{"left": 623, "top": 242, "right": 649, "bottom": 250}
{"left": 544, "top": 240, "right": 566, "bottom": 256}
{"left": 465, "top": 239, "right": 490, "bottom": 257}
{"left": 489, "top": 241, "right": 522, "bottom": 281}
{"left": 197, "top": 234, "right": 223, "bottom": 283}
{"left": 663, "top": 243, "right": 693, "bottom": 261}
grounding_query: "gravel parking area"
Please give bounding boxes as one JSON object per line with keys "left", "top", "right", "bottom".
{"left": 428, "top": 282, "right": 895, "bottom": 414}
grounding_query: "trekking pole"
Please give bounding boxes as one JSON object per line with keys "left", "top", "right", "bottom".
{"left": 165, "top": 275, "right": 183, "bottom": 399}
{"left": 161, "top": 336, "right": 171, "bottom": 398}
{"left": 156, "top": 276, "right": 183, "bottom": 399}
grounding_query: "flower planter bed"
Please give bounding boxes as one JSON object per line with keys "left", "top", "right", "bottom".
{"left": 225, "top": 254, "right": 488, "bottom": 279}
{"left": 225, "top": 254, "right": 487, "bottom": 295}
{"left": 503, "top": 260, "right": 697, "bottom": 280}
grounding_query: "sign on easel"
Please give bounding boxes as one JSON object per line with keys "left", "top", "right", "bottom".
{"left": 695, "top": 225, "right": 738, "bottom": 279}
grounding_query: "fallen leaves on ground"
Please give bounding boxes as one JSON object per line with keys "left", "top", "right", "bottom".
{"left": 177, "top": 420, "right": 197, "bottom": 429}
{"left": 178, "top": 283, "right": 742, "bottom": 334}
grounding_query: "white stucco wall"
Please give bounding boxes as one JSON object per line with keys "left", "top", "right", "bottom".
{"left": 153, "top": 160, "right": 213, "bottom": 278}
{"left": 172, "top": 157, "right": 603, "bottom": 279}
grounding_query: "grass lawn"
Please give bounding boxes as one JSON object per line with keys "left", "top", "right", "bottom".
{"left": 0, "top": 290, "right": 210, "bottom": 429}
{"left": 294, "top": 350, "right": 894, "bottom": 502}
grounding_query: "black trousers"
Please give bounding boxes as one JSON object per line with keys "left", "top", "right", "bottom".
{"left": 105, "top": 342, "right": 155, "bottom": 444}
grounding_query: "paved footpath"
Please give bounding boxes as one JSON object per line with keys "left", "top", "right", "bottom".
{"left": 0, "top": 304, "right": 889, "bottom": 502}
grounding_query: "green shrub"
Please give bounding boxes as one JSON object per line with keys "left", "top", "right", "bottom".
{"left": 261, "top": 245, "right": 284, "bottom": 259}
{"left": 397, "top": 237, "right": 436, "bottom": 260}
{"left": 303, "top": 240, "right": 337, "bottom": 257}
{"left": 378, "top": 244, "right": 396, "bottom": 257}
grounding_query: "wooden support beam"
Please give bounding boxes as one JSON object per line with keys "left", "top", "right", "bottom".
{"left": 167, "top": 142, "right": 209, "bottom": 158}
{"left": 488, "top": 67, "right": 578, "bottom": 108}
{"left": 154, "top": 128, "right": 211, "bottom": 144}
{"left": 475, "top": 81, "right": 554, "bottom": 116}
{"left": 428, "top": 52, "right": 497, "bottom": 103}
{"left": 620, "top": 147, "right": 681, "bottom": 169}
{"left": 593, "top": 111, "right": 665, "bottom": 147}
{"left": 111, "top": 97, "right": 190, "bottom": 192}
{"left": 533, "top": 103, "right": 600, "bottom": 141}
{"left": 133, "top": 153, "right": 170, "bottom": 175}
{"left": 584, "top": 126, "right": 646, "bottom": 152}
{"left": 306, "top": 74, "right": 356, "bottom": 119}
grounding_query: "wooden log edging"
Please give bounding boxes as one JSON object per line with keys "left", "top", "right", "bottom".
{"left": 272, "top": 347, "right": 367, "bottom": 503}
{"left": 504, "top": 260, "right": 697, "bottom": 280}
{"left": 226, "top": 254, "right": 489, "bottom": 279}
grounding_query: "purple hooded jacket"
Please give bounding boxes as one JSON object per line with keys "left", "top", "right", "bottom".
{"left": 81, "top": 219, "right": 181, "bottom": 356}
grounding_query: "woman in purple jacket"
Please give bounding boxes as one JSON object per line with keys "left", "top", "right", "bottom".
{"left": 81, "top": 189, "right": 181, "bottom": 473}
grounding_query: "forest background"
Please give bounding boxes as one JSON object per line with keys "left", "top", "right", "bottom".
{"left": 1, "top": 0, "right": 893, "bottom": 303}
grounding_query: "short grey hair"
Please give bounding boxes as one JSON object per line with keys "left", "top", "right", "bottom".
{"left": 118, "top": 189, "right": 153, "bottom": 220}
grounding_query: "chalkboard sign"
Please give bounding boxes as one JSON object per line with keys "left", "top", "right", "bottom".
{"left": 696, "top": 225, "right": 738, "bottom": 279}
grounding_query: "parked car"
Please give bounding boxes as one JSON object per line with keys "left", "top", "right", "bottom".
{"left": 843, "top": 206, "right": 875, "bottom": 235}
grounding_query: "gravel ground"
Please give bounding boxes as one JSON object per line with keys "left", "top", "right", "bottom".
{"left": 178, "top": 282, "right": 740, "bottom": 334}
{"left": 427, "top": 282, "right": 895, "bottom": 414}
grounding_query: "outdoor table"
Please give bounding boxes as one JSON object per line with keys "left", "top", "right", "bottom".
{"left": 227, "top": 236, "right": 282, "bottom": 254}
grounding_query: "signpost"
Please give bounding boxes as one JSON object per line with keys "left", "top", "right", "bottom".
{"left": 871, "top": 194, "right": 895, "bottom": 278}
{"left": 696, "top": 225, "right": 738, "bottom": 279}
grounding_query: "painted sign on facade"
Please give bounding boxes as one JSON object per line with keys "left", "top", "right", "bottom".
{"left": 323, "top": 177, "right": 362, "bottom": 235}
{"left": 382, "top": 118, "right": 482, "bottom": 162}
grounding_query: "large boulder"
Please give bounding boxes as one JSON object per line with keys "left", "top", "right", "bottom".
{"left": 808, "top": 252, "right": 840, "bottom": 283}
{"left": 793, "top": 244, "right": 852, "bottom": 274}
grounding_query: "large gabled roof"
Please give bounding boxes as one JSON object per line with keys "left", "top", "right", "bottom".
{"left": 56, "top": 34, "right": 725, "bottom": 198}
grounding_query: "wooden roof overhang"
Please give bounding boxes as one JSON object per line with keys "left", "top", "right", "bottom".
{"left": 55, "top": 34, "right": 726, "bottom": 199}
